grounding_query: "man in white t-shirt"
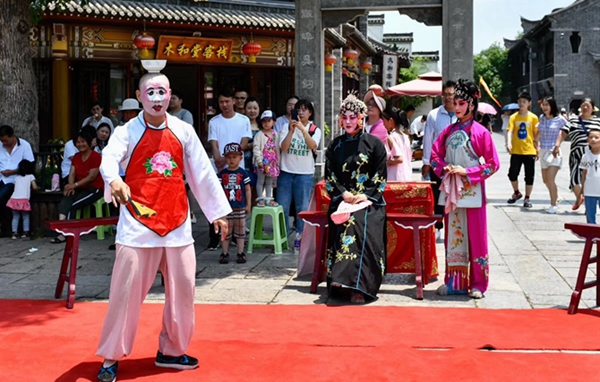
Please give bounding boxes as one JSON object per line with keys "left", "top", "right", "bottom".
{"left": 207, "top": 89, "right": 252, "bottom": 249}
{"left": 82, "top": 103, "right": 115, "bottom": 132}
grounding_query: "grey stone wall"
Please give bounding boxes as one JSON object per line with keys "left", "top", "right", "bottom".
{"left": 552, "top": 1, "right": 600, "bottom": 110}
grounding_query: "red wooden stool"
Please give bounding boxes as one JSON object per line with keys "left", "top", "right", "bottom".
{"left": 387, "top": 213, "right": 442, "bottom": 300}
{"left": 564, "top": 223, "right": 600, "bottom": 314}
{"left": 298, "top": 211, "right": 329, "bottom": 293}
{"left": 46, "top": 217, "right": 119, "bottom": 309}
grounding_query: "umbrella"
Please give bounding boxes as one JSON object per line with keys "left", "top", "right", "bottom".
{"left": 478, "top": 102, "right": 497, "bottom": 115}
{"left": 501, "top": 103, "right": 519, "bottom": 111}
{"left": 386, "top": 71, "right": 442, "bottom": 97}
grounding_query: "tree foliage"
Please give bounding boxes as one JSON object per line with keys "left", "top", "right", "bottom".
{"left": 474, "top": 42, "right": 511, "bottom": 106}
{"left": 394, "top": 57, "right": 427, "bottom": 111}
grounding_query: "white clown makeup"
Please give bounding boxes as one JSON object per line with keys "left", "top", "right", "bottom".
{"left": 137, "top": 75, "right": 171, "bottom": 118}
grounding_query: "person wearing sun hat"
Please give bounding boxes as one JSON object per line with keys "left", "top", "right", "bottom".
{"left": 363, "top": 90, "right": 388, "bottom": 145}
{"left": 325, "top": 92, "right": 387, "bottom": 304}
{"left": 117, "top": 98, "right": 142, "bottom": 126}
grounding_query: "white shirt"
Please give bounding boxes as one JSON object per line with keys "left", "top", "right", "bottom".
{"left": 410, "top": 116, "right": 426, "bottom": 136}
{"left": 422, "top": 106, "right": 457, "bottom": 165}
{"left": 0, "top": 137, "right": 35, "bottom": 184}
{"left": 278, "top": 122, "right": 322, "bottom": 174}
{"left": 82, "top": 116, "right": 115, "bottom": 132}
{"left": 61, "top": 140, "right": 79, "bottom": 178}
{"left": 11, "top": 174, "right": 35, "bottom": 199}
{"left": 274, "top": 115, "right": 289, "bottom": 133}
{"left": 208, "top": 113, "right": 252, "bottom": 158}
{"left": 169, "top": 108, "right": 194, "bottom": 126}
{"left": 581, "top": 151, "right": 600, "bottom": 197}
{"left": 501, "top": 114, "right": 510, "bottom": 131}
{"left": 100, "top": 114, "right": 232, "bottom": 248}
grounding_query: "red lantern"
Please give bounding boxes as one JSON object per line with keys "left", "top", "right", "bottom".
{"left": 324, "top": 53, "right": 337, "bottom": 72}
{"left": 133, "top": 32, "right": 155, "bottom": 59}
{"left": 343, "top": 49, "right": 358, "bottom": 66}
{"left": 242, "top": 41, "right": 262, "bottom": 63}
{"left": 361, "top": 60, "right": 373, "bottom": 74}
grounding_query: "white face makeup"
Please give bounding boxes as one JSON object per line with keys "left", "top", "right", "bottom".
{"left": 341, "top": 110, "right": 360, "bottom": 135}
{"left": 138, "top": 75, "right": 171, "bottom": 118}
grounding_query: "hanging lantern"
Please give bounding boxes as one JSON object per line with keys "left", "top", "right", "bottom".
{"left": 361, "top": 60, "right": 373, "bottom": 74}
{"left": 324, "top": 53, "right": 337, "bottom": 72}
{"left": 343, "top": 49, "right": 358, "bottom": 66}
{"left": 242, "top": 41, "right": 262, "bottom": 63}
{"left": 133, "top": 32, "right": 155, "bottom": 59}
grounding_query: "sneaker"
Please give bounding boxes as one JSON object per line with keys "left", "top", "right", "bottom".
{"left": 507, "top": 191, "right": 523, "bottom": 204}
{"left": 469, "top": 288, "right": 484, "bottom": 299}
{"left": 236, "top": 252, "right": 247, "bottom": 264}
{"left": 219, "top": 253, "right": 229, "bottom": 264}
{"left": 523, "top": 198, "right": 532, "bottom": 208}
{"left": 97, "top": 361, "right": 118, "bottom": 382}
{"left": 11, "top": 233, "right": 17, "bottom": 240}
{"left": 548, "top": 205, "right": 558, "bottom": 214}
{"left": 207, "top": 239, "right": 220, "bottom": 251}
{"left": 155, "top": 351, "right": 199, "bottom": 370}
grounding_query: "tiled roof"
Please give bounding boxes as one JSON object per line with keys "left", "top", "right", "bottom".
{"left": 44, "top": 0, "right": 295, "bottom": 30}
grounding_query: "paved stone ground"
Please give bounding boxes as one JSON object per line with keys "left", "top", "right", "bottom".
{"left": 0, "top": 132, "right": 597, "bottom": 310}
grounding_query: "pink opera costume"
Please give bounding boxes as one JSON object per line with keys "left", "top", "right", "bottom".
{"left": 430, "top": 79, "right": 500, "bottom": 298}
{"left": 96, "top": 60, "right": 231, "bottom": 381}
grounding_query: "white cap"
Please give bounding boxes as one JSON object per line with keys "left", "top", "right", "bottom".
{"left": 118, "top": 98, "right": 141, "bottom": 111}
{"left": 260, "top": 110, "right": 275, "bottom": 120}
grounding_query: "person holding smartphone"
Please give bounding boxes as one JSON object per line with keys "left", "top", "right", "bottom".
{"left": 277, "top": 99, "right": 321, "bottom": 254}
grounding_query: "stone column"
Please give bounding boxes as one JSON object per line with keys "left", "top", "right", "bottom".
{"left": 332, "top": 47, "right": 343, "bottom": 138}
{"left": 295, "top": 0, "right": 325, "bottom": 178}
{"left": 442, "top": 0, "right": 474, "bottom": 82}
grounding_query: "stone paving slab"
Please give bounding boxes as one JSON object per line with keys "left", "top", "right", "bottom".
{"left": 1, "top": 132, "right": 598, "bottom": 311}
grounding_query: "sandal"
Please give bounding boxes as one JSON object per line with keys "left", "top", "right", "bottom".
{"left": 50, "top": 236, "right": 67, "bottom": 244}
{"left": 507, "top": 191, "right": 523, "bottom": 204}
{"left": 256, "top": 198, "right": 265, "bottom": 207}
{"left": 268, "top": 200, "right": 279, "bottom": 207}
{"left": 236, "top": 252, "right": 247, "bottom": 264}
{"left": 219, "top": 253, "right": 229, "bottom": 264}
{"left": 572, "top": 196, "right": 584, "bottom": 211}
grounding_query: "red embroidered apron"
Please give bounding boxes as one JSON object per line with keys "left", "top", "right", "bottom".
{"left": 125, "top": 123, "right": 188, "bottom": 237}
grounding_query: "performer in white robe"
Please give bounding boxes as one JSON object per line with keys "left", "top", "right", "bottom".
{"left": 95, "top": 64, "right": 230, "bottom": 382}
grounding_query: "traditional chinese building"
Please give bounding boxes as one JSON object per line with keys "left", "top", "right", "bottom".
{"left": 32, "top": 0, "right": 296, "bottom": 145}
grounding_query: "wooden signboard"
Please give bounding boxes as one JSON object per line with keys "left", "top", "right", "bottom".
{"left": 156, "top": 35, "right": 233, "bottom": 63}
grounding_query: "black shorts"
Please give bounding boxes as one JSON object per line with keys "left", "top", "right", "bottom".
{"left": 507, "top": 154, "right": 536, "bottom": 185}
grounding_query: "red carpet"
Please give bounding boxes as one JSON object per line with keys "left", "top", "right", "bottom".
{"left": 1, "top": 300, "right": 599, "bottom": 381}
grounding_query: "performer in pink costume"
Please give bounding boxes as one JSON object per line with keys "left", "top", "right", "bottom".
{"left": 430, "top": 79, "right": 500, "bottom": 299}
{"left": 95, "top": 61, "right": 231, "bottom": 382}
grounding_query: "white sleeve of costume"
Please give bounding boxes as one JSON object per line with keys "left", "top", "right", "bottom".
{"left": 100, "top": 122, "right": 130, "bottom": 202}
{"left": 183, "top": 125, "right": 232, "bottom": 223}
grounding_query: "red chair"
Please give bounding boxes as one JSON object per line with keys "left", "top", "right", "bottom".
{"left": 46, "top": 217, "right": 118, "bottom": 309}
{"left": 298, "top": 211, "right": 329, "bottom": 293}
{"left": 387, "top": 213, "right": 442, "bottom": 300}
{"left": 564, "top": 223, "right": 600, "bottom": 314}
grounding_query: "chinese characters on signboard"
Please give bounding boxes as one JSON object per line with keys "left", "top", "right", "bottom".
{"left": 156, "top": 36, "right": 233, "bottom": 63}
{"left": 382, "top": 54, "right": 398, "bottom": 90}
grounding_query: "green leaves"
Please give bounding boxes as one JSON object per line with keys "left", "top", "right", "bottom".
{"left": 474, "top": 43, "right": 510, "bottom": 105}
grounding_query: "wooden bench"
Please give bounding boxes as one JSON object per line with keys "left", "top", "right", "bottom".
{"left": 299, "top": 211, "right": 441, "bottom": 300}
{"left": 46, "top": 217, "right": 118, "bottom": 309}
{"left": 564, "top": 223, "right": 600, "bottom": 314}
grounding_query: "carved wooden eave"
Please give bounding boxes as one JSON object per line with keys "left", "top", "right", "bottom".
{"left": 520, "top": 16, "right": 541, "bottom": 35}
{"left": 503, "top": 38, "right": 518, "bottom": 50}
{"left": 342, "top": 23, "right": 377, "bottom": 56}
{"left": 324, "top": 28, "right": 347, "bottom": 49}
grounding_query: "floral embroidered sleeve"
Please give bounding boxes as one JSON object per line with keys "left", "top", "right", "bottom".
{"left": 465, "top": 125, "right": 500, "bottom": 185}
{"left": 358, "top": 139, "right": 388, "bottom": 202}
{"left": 431, "top": 126, "right": 450, "bottom": 178}
{"left": 325, "top": 138, "right": 348, "bottom": 198}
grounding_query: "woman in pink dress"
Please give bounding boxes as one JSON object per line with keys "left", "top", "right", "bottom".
{"left": 382, "top": 105, "right": 412, "bottom": 181}
{"left": 430, "top": 79, "right": 500, "bottom": 299}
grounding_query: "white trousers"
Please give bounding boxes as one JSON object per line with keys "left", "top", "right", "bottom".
{"left": 96, "top": 244, "right": 196, "bottom": 360}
